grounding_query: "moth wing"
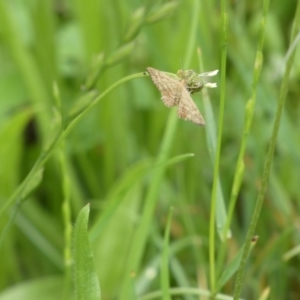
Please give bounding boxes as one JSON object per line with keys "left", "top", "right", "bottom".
{"left": 147, "top": 67, "right": 181, "bottom": 107}
{"left": 177, "top": 88, "right": 205, "bottom": 126}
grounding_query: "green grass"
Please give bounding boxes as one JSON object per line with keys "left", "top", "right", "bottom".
{"left": 0, "top": 0, "right": 300, "bottom": 299}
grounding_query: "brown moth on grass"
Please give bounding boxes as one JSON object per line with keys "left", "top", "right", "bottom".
{"left": 147, "top": 67, "right": 206, "bottom": 126}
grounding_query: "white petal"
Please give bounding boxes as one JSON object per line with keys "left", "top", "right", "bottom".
{"left": 199, "top": 70, "right": 219, "bottom": 77}
{"left": 204, "top": 83, "right": 217, "bottom": 88}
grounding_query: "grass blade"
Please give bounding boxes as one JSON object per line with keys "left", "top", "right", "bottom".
{"left": 161, "top": 207, "right": 173, "bottom": 300}
{"left": 73, "top": 204, "right": 101, "bottom": 300}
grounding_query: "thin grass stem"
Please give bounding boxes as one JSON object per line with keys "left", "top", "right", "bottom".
{"left": 209, "top": 0, "right": 228, "bottom": 294}
{"left": 233, "top": 1, "right": 300, "bottom": 299}
{"left": 216, "top": 0, "right": 270, "bottom": 277}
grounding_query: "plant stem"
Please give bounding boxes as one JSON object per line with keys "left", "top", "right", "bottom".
{"left": 233, "top": 1, "right": 300, "bottom": 299}
{"left": 209, "top": 0, "right": 228, "bottom": 294}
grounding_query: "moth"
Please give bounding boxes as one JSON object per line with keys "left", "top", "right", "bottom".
{"left": 147, "top": 67, "right": 206, "bottom": 126}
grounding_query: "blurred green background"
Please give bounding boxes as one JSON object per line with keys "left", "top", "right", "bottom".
{"left": 0, "top": 0, "right": 300, "bottom": 299}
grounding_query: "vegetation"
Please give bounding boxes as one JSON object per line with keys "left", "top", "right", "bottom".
{"left": 0, "top": 0, "right": 299, "bottom": 299}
